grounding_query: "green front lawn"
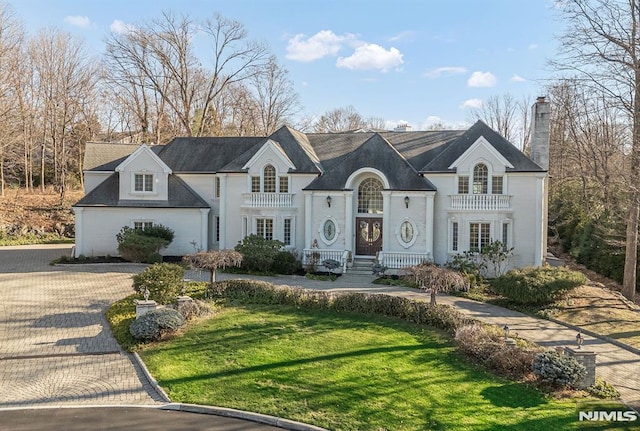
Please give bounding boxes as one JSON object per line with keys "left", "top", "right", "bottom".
{"left": 137, "top": 304, "right": 615, "bottom": 431}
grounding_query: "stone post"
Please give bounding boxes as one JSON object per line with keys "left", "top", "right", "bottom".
{"left": 135, "top": 299, "right": 158, "bottom": 319}
{"left": 564, "top": 347, "right": 596, "bottom": 389}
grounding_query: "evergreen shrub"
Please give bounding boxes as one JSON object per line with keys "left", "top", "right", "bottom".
{"left": 132, "top": 263, "right": 184, "bottom": 304}
{"left": 491, "top": 266, "right": 587, "bottom": 304}
{"left": 129, "top": 308, "right": 185, "bottom": 341}
{"left": 532, "top": 351, "right": 586, "bottom": 387}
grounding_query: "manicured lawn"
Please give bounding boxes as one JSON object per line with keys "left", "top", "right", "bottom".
{"left": 138, "top": 304, "right": 610, "bottom": 431}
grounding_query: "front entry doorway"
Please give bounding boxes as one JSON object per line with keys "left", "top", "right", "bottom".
{"left": 356, "top": 217, "right": 383, "bottom": 256}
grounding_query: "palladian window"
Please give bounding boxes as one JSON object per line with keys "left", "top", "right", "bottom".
{"left": 473, "top": 163, "right": 488, "bottom": 194}
{"left": 357, "top": 178, "right": 384, "bottom": 214}
{"left": 263, "top": 165, "right": 276, "bottom": 193}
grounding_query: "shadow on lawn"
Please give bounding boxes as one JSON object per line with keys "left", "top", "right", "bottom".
{"left": 480, "top": 383, "right": 547, "bottom": 408}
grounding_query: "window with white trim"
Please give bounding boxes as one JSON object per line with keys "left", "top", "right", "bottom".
{"left": 263, "top": 165, "right": 276, "bottom": 193}
{"left": 134, "top": 173, "right": 154, "bottom": 192}
{"left": 451, "top": 221, "right": 459, "bottom": 252}
{"left": 134, "top": 221, "right": 153, "bottom": 230}
{"left": 357, "top": 178, "right": 383, "bottom": 214}
{"left": 279, "top": 176, "right": 289, "bottom": 193}
{"left": 256, "top": 218, "right": 273, "bottom": 240}
{"left": 251, "top": 176, "right": 260, "bottom": 193}
{"left": 458, "top": 176, "right": 469, "bottom": 194}
{"left": 501, "top": 221, "right": 510, "bottom": 251}
{"left": 215, "top": 177, "right": 221, "bottom": 198}
{"left": 492, "top": 176, "right": 503, "bottom": 194}
{"left": 216, "top": 216, "right": 220, "bottom": 242}
{"left": 469, "top": 222, "right": 490, "bottom": 252}
{"left": 283, "top": 218, "right": 292, "bottom": 246}
{"left": 473, "top": 164, "right": 488, "bottom": 194}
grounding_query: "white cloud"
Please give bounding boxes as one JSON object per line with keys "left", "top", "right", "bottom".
{"left": 467, "top": 71, "right": 497, "bottom": 87}
{"left": 388, "top": 30, "right": 415, "bottom": 42}
{"left": 336, "top": 43, "right": 403, "bottom": 72}
{"left": 460, "top": 98, "right": 484, "bottom": 109}
{"left": 510, "top": 74, "right": 527, "bottom": 82}
{"left": 423, "top": 66, "right": 467, "bottom": 78}
{"left": 529, "top": 43, "right": 538, "bottom": 50}
{"left": 64, "top": 15, "right": 92, "bottom": 29}
{"left": 110, "top": 19, "right": 134, "bottom": 34}
{"left": 286, "top": 30, "right": 354, "bottom": 62}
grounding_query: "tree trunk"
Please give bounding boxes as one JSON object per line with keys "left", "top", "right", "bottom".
{"left": 430, "top": 289, "right": 437, "bottom": 306}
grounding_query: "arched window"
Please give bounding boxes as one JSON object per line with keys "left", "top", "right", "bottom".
{"left": 357, "top": 178, "right": 383, "bottom": 214}
{"left": 263, "top": 164, "right": 276, "bottom": 193}
{"left": 473, "top": 163, "right": 488, "bottom": 194}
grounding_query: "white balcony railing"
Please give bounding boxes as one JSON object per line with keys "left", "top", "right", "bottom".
{"left": 449, "top": 194, "right": 511, "bottom": 211}
{"left": 378, "top": 251, "right": 432, "bottom": 269}
{"left": 243, "top": 192, "right": 294, "bottom": 207}
{"left": 303, "top": 249, "right": 349, "bottom": 272}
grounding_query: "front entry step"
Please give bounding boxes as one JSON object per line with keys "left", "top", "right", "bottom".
{"left": 350, "top": 258, "right": 375, "bottom": 275}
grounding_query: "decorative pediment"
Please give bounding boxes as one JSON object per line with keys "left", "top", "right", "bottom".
{"left": 448, "top": 136, "right": 514, "bottom": 171}
{"left": 242, "top": 139, "right": 297, "bottom": 171}
{"left": 115, "top": 144, "right": 172, "bottom": 174}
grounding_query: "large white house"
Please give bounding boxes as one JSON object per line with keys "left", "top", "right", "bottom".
{"left": 73, "top": 98, "right": 550, "bottom": 272}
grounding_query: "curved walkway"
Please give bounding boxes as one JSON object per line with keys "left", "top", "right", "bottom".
{"left": 1, "top": 244, "right": 637, "bottom": 420}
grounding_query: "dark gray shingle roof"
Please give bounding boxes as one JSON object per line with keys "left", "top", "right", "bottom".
{"left": 74, "top": 173, "right": 209, "bottom": 208}
{"left": 421, "top": 121, "right": 544, "bottom": 172}
{"left": 84, "top": 142, "right": 160, "bottom": 171}
{"left": 304, "top": 134, "right": 436, "bottom": 191}
{"left": 158, "top": 137, "right": 265, "bottom": 172}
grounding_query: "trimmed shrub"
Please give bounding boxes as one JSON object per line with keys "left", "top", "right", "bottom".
{"left": 129, "top": 308, "right": 185, "bottom": 341}
{"left": 116, "top": 225, "right": 174, "bottom": 263}
{"left": 455, "top": 324, "right": 538, "bottom": 379}
{"left": 173, "top": 299, "right": 213, "bottom": 320}
{"left": 210, "top": 279, "right": 471, "bottom": 334}
{"left": 532, "top": 351, "right": 586, "bottom": 387}
{"left": 270, "top": 251, "right": 303, "bottom": 275}
{"left": 587, "top": 377, "right": 621, "bottom": 399}
{"left": 491, "top": 266, "right": 587, "bottom": 305}
{"left": 132, "top": 263, "right": 184, "bottom": 304}
{"left": 235, "top": 234, "right": 284, "bottom": 272}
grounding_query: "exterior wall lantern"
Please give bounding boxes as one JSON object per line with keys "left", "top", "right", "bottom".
{"left": 404, "top": 196, "right": 410, "bottom": 208}
{"left": 326, "top": 196, "right": 332, "bottom": 207}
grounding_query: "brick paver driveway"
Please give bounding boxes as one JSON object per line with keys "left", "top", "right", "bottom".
{"left": 0, "top": 244, "right": 164, "bottom": 407}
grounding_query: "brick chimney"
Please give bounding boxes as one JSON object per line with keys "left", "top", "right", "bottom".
{"left": 530, "top": 96, "right": 550, "bottom": 170}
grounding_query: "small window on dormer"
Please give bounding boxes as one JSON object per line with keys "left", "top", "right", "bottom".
{"left": 458, "top": 176, "right": 469, "bottom": 194}
{"left": 473, "top": 164, "right": 488, "bottom": 194}
{"left": 134, "top": 173, "right": 154, "bottom": 192}
{"left": 264, "top": 165, "right": 276, "bottom": 193}
{"left": 492, "top": 176, "right": 503, "bottom": 194}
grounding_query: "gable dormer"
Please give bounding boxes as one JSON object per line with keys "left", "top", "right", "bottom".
{"left": 243, "top": 139, "right": 296, "bottom": 193}
{"left": 448, "top": 136, "right": 513, "bottom": 195}
{"left": 115, "top": 144, "right": 172, "bottom": 201}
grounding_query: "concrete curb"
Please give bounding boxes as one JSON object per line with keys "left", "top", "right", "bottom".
{"left": 162, "top": 403, "right": 330, "bottom": 431}
{"left": 131, "top": 352, "right": 172, "bottom": 403}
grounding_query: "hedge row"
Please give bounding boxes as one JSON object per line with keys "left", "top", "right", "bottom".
{"left": 210, "top": 279, "right": 472, "bottom": 334}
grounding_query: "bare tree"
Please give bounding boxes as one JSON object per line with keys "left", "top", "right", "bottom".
{"left": 313, "top": 105, "right": 367, "bottom": 132}
{"left": 104, "top": 11, "right": 269, "bottom": 140}
{"left": 554, "top": 0, "right": 640, "bottom": 300}
{"left": 405, "top": 263, "right": 469, "bottom": 306}
{"left": 469, "top": 93, "right": 531, "bottom": 150}
{"left": 183, "top": 250, "right": 243, "bottom": 286}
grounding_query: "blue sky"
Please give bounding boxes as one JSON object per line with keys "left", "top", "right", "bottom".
{"left": 7, "top": 0, "right": 562, "bottom": 130}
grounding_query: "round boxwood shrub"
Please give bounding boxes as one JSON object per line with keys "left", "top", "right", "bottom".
{"left": 129, "top": 308, "right": 185, "bottom": 341}
{"left": 271, "top": 251, "right": 302, "bottom": 275}
{"left": 532, "top": 351, "right": 586, "bottom": 387}
{"left": 491, "top": 266, "right": 587, "bottom": 304}
{"left": 132, "top": 263, "right": 184, "bottom": 304}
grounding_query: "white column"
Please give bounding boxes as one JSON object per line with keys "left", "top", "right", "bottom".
{"left": 382, "top": 191, "right": 391, "bottom": 253}
{"left": 73, "top": 207, "right": 84, "bottom": 257}
{"left": 304, "top": 192, "right": 313, "bottom": 249}
{"left": 425, "top": 193, "right": 435, "bottom": 258}
{"left": 344, "top": 191, "right": 354, "bottom": 252}
{"left": 200, "top": 208, "right": 210, "bottom": 251}
{"left": 219, "top": 174, "right": 228, "bottom": 249}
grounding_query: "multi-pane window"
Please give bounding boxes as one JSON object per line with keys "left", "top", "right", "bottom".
{"left": 256, "top": 218, "right": 273, "bottom": 240}
{"left": 215, "top": 177, "right": 221, "bottom": 198}
{"left": 279, "top": 176, "right": 289, "bottom": 193}
{"left": 502, "top": 222, "right": 509, "bottom": 251}
{"left": 216, "top": 216, "right": 220, "bottom": 242}
{"left": 473, "top": 163, "right": 488, "bottom": 194}
{"left": 134, "top": 173, "right": 153, "bottom": 192}
{"left": 469, "top": 222, "right": 490, "bottom": 252}
{"left": 452, "top": 222, "right": 459, "bottom": 252}
{"left": 357, "top": 178, "right": 383, "bottom": 214}
{"left": 492, "top": 176, "right": 503, "bottom": 194}
{"left": 283, "top": 218, "right": 292, "bottom": 246}
{"left": 134, "top": 221, "right": 153, "bottom": 230}
{"left": 263, "top": 165, "right": 276, "bottom": 193}
{"left": 251, "top": 176, "right": 260, "bottom": 193}
{"left": 458, "top": 176, "right": 469, "bottom": 194}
